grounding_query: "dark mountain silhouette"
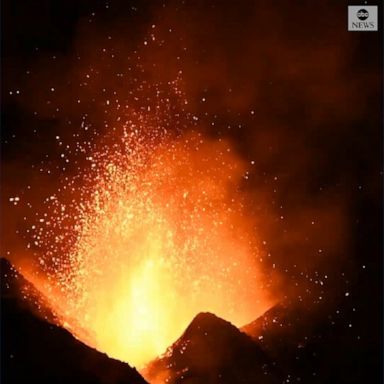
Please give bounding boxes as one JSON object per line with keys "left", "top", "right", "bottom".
{"left": 145, "top": 299, "right": 381, "bottom": 384}
{"left": 241, "top": 302, "right": 312, "bottom": 357}
{"left": 3, "top": 255, "right": 380, "bottom": 384}
{"left": 143, "top": 312, "right": 281, "bottom": 384}
{"left": 1, "top": 257, "right": 148, "bottom": 384}
{"left": 241, "top": 301, "right": 381, "bottom": 384}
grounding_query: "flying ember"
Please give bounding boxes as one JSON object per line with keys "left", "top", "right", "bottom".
{"left": 23, "top": 105, "right": 272, "bottom": 368}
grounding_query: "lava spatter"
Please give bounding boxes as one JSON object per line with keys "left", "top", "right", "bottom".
{"left": 23, "top": 97, "right": 272, "bottom": 368}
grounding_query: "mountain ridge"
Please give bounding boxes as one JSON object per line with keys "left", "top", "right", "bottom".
{"left": 1, "top": 257, "right": 148, "bottom": 384}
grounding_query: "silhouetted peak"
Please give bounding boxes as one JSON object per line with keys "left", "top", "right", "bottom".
{"left": 1, "top": 257, "right": 26, "bottom": 296}
{"left": 144, "top": 311, "right": 281, "bottom": 384}
{"left": 0, "top": 257, "right": 16, "bottom": 279}
{"left": 185, "top": 311, "right": 237, "bottom": 333}
{"left": 1, "top": 256, "right": 13, "bottom": 270}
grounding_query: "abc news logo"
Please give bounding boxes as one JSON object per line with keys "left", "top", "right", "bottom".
{"left": 356, "top": 9, "right": 369, "bottom": 20}
{"left": 348, "top": 6, "right": 378, "bottom": 31}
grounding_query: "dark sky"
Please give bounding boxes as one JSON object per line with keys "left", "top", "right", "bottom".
{"left": 1, "top": 0, "right": 383, "bottom": 381}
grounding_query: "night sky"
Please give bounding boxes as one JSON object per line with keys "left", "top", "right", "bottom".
{"left": 1, "top": 1, "right": 383, "bottom": 383}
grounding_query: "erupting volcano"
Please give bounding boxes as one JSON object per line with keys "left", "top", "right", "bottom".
{"left": 21, "top": 110, "right": 272, "bottom": 367}
{"left": 3, "top": 2, "right": 381, "bottom": 383}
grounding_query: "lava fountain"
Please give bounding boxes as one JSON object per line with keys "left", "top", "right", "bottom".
{"left": 22, "top": 111, "right": 272, "bottom": 368}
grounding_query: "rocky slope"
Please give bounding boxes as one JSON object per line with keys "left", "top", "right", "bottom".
{"left": 1, "top": 257, "right": 148, "bottom": 384}
{"left": 144, "top": 312, "right": 281, "bottom": 384}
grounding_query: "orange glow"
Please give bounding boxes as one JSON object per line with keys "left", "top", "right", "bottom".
{"left": 23, "top": 124, "right": 272, "bottom": 368}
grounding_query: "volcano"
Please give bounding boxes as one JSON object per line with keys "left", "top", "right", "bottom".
{"left": 0, "top": 258, "right": 147, "bottom": 384}
{"left": 143, "top": 300, "right": 381, "bottom": 384}
{"left": 143, "top": 312, "right": 281, "bottom": 384}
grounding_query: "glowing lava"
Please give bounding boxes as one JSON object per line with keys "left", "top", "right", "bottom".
{"left": 24, "top": 121, "right": 272, "bottom": 368}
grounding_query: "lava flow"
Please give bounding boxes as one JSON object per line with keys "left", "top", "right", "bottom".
{"left": 21, "top": 110, "right": 272, "bottom": 368}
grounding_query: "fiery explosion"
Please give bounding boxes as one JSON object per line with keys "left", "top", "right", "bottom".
{"left": 20, "top": 102, "right": 272, "bottom": 367}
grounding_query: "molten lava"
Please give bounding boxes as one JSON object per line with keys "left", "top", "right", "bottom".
{"left": 23, "top": 121, "right": 272, "bottom": 368}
